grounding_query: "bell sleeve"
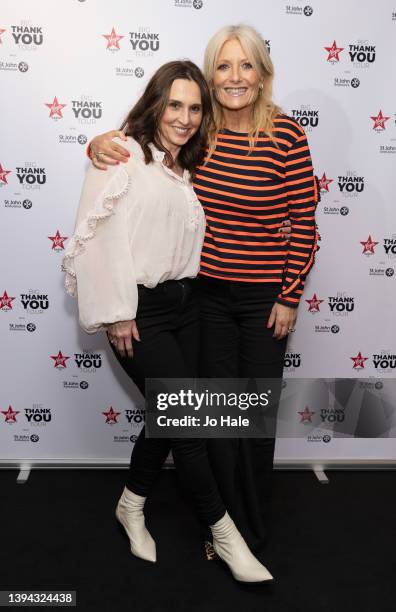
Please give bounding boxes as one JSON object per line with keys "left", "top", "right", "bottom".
{"left": 62, "top": 162, "right": 138, "bottom": 333}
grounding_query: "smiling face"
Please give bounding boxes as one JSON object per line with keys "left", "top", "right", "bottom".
{"left": 158, "top": 78, "right": 203, "bottom": 157}
{"left": 212, "top": 38, "right": 262, "bottom": 113}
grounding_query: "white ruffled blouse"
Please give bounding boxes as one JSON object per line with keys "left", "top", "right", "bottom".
{"left": 62, "top": 137, "right": 205, "bottom": 333}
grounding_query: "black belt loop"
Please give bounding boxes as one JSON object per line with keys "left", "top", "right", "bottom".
{"left": 176, "top": 279, "right": 186, "bottom": 308}
{"left": 138, "top": 277, "right": 192, "bottom": 297}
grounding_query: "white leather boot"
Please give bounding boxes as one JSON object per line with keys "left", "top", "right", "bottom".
{"left": 115, "top": 487, "right": 157, "bottom": 563}
{"left": 210, "top": 512, "right": 273, "bottom": 583}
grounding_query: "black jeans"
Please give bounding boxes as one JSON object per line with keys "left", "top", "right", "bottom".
{"left": 110, "top": 278, "right": 225, "bottom": 526}
{"left": 197, "top": 276, "right": 288, "bottom": 551}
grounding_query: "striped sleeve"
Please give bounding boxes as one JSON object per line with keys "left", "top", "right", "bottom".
{"left": 276, "top": 129, "right": 319, "bottom": 308}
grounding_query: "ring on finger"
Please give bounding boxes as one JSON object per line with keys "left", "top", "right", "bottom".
{"left": 288, "top": 327, "right": 295, "bottom": 332}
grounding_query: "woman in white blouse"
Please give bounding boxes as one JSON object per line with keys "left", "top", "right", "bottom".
{"left": 63, "top": 61, "right": 272, "bottom": 583}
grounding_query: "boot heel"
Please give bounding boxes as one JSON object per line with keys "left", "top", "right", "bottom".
{"left": 210, "top": 512, "right": 273, "bottom": 583}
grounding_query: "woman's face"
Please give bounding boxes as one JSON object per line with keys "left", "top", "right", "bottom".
{"left": 159, "top": 78, "right": 203, "bottom": 153}
{"left": 213, "top": 38, "right": 261, "bottom": 113}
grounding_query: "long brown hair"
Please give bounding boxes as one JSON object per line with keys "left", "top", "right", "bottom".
{"left": 120, "top": 61, "right": 212, "bottom": 176}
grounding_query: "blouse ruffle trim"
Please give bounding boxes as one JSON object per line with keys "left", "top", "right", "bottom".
{"left": 155, "top": 155, "right": 201, "bottom": 232}
{"left": 62, "top": 166, "right": 130, "bottom": 298}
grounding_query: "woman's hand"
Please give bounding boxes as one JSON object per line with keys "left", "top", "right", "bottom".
{"left": 279, "top": 219, "right": 291, "bottom": 242}
{"left": 90, "top": 130, "right": 130, "bottom": 170}
{"left": 107, "top": 320, "right": 140, "bottom": 358}
{"left": 267, "top": 303, "right": 297, "bottom": 340}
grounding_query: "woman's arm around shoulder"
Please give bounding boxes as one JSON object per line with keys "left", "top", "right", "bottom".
{"left": 88, "top": 130, "right": 131, "bottom": 169}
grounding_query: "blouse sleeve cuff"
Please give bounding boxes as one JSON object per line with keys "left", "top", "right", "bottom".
{"left": 79, "top": 309, "right": 137, "bottom": 334}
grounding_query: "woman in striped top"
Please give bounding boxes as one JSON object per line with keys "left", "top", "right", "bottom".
{"left": 89, "top": 24, "right": 318, "bottom": 556}
{"left": 195, "top": 25, "right": 318, "bottom": 553}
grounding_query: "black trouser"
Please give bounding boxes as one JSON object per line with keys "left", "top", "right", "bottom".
{"left": 110, "top": 278, "right": 226, "bottom": 527}
{"left": 197, "top": 276, "right": 288, "bottom": 551}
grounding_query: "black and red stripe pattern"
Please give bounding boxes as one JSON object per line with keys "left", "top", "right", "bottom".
{"left": 193, "top": 114, "right": 319, "bottom": 307}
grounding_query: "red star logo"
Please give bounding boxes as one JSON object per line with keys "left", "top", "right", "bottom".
{"left": 103, "top": 27, "right": 124, "bottom": 50}
{"left": 45, "top": 96, "right": 67, "bottom": 118}
{"left": 0, "top": 290, "right": 16, "bottom": 310}
{"left": 318, "top": 172, "right": 333, "bottom": 192}
{"left": 102, "top": 406, "right": 121, "bottom": 424}
{"left": 370, "top": 110, "right": 390, "bottom": 130}
{"left": 0, "top": 163, "right": 12, "bottom": 185}
{"left": 0, "top": 29, "right": 6, "bottom": 44}
{"left": 350, "top": 351, "right": 368, "bottom": 370}
{"left": 50, "top": 350, "right": 70, "bottom": 368}
{"left": 298, "top": 406, "right": 315, "bottom": 423}
{"left": 360, "top": 235, "right": 378, "bottom": 255}
{"left": 306, "top": 293, "right": 324, "bottom": 313}
{"left": 324, "top": 40, "right": 344, "bottom": 62}
{"left": 48, "top": 230, "right": 68, "bottom": 250}
{"left": 1, "top": 405, "right": 20, "bottom": 423}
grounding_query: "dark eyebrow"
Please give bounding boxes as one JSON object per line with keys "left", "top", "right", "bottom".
{"left": 168, "top": 99, "right": 202, "bottom": 107}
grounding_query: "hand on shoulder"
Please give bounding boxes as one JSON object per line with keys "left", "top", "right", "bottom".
{"left": 90, "top": 130, "right": 131, "bottom": 170}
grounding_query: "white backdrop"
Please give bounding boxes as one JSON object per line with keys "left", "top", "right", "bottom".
{"left": 1, "top": 0, "right": 395, "bottom": 466}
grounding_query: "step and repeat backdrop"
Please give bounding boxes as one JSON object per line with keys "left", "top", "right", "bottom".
{"left": 1, "top": 0, "right": 396, "bottom": 466}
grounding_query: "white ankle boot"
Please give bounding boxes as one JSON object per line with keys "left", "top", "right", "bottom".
{"left": 210, "top": 512, "right": 273, "bottom": 583}
{"left": 115, "top": 487, "right": 157, "bottom": 563}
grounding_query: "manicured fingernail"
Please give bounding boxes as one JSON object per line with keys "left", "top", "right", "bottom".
{"left": 116, "top": 161, "right": 120, "bottom": 165}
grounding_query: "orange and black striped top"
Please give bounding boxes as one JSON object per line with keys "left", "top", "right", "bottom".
{"left": 193, "top": 114, "right": 319, "bottom": 308}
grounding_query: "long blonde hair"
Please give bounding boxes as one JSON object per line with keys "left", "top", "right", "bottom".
{"left": 203, "top": 24, "right": 281, "bottom": 154}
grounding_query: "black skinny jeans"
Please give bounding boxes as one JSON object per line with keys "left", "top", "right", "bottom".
{"left": 197, "top": 276, "right": 288, "bottom": 551}
{"left": 110, "top": 278, "right": 225, "bottom": 527}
